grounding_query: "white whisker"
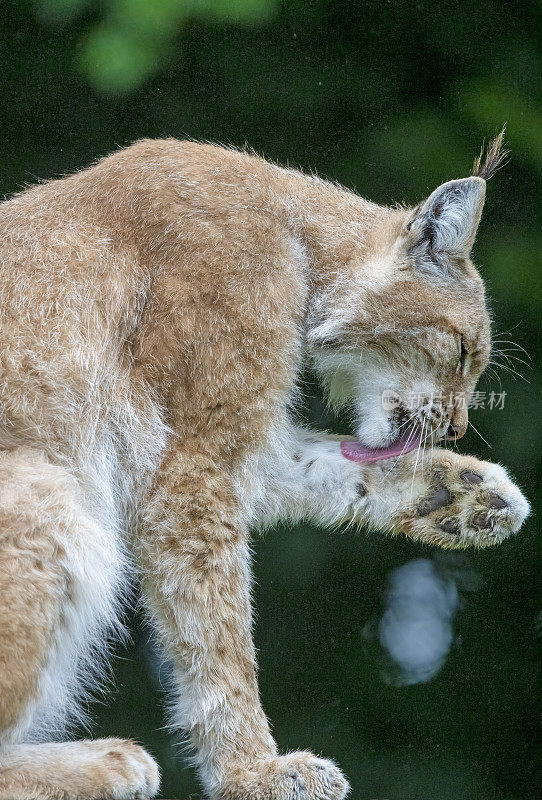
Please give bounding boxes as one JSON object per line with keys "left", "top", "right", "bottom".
{"left": 492, "top": 337, "right": 529, "bottom": 357}
{"left": 492, "top": 352, "right": 530, "bottom": 370}
{"left": 382, "top": 424, "right": 418, "bottom": 480}
{"left": 394, "top": 409, "right": 419, "bottom": 435}
{"left": 409, "top": 425, "right": 424, "bottom": 502}
{"left": 468, "top": 418, "right": 492, "bottom": 449}
{"left": 417, "top": 420, "right": 435, "bottom": 477}
{"left": 489, "top": 360, "right": 529, "bottom": 383}
{"left": 482, "top": 366, "right": 503, "bottom": 392}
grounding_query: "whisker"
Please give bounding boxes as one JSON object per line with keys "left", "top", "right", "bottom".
{"left": 493, "top": 359, "right": 531, "bottom": 375}
{"left": 491, "top": 351, "right": 531, "bottom": 368}
{"left": 484, "top": 364, "right": 503, "bottom": 380}
{"left": 488, "top": 360, "right": 530, "bottom": 383}
{"left": 432, "top": 428, "right": 438, "bottom": 459}
{"left": 420, "top": 422, "right": 435, "bottom": 450}
{"left": 492, "top": 338, "right": 530, "bottom": 357}
{"left": 395, "top": 410, "right": 419, "bottom": 434}
{"left": 382, "top": 425, "right": 418, "bottom": 480}
{"left": 422, "top": 423, "right": 427, "bottom": 476}
{"left": 419, "top": 421, "right": 434, "bottom": 477}
{"left": 493, "top": 322, "right": 523, "bottom": 340}
{"left": 382, "top": 428, "right": 418, "bottom": 477}
{"left": 492, "top": 346, "right": 530, "bottom": 358}
{"left": 481, "top": 368, "right": 503, "bottom": 393}
{"left": 468, "top": 418, "right": 492, "bottom": 449}
{"left": 417, "top": 420, "right": 426, "bottom": 478}
{"left": 410, "top": 425, "right": 424, "bottom": 502}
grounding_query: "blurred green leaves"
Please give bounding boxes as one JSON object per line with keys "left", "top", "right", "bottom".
{"left": 80, "top": 25, "right": 160, "bottom": 94}
{"left": 36, "top": 0, "right": 278, "bottom": 93}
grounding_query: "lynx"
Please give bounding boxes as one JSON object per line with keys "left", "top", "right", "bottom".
{"left": 0, "top": 134, "right": 529, "bottom": 799}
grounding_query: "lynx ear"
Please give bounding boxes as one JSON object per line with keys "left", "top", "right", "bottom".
{"left": 407, "top": 177, "right": 486, "bottom": 256}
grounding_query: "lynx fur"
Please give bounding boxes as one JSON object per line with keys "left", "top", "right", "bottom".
{"left": 0, "top": 135, "right": 528, "bottom": 799}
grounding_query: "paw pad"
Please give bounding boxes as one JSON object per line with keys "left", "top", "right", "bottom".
{"left": 438, "top": 518, "right": 460, "bottom": 535}
{"left": 488, "top": 493, "right": 507, "bottom": 509}
{"left": 460, "top": 469, "right": 483, "bottom": 484}
{"left": 418, "top": 486, "right": 453, "bottom": 516}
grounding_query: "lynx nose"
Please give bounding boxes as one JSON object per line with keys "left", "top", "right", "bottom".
{"left": 445, "top": 408, "right": 468, "bottom": 440}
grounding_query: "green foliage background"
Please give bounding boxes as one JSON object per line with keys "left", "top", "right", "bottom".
{"left": 2, "top": 2, "right": 541, "bottom": 798}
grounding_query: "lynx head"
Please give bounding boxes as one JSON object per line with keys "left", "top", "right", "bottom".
{"left": 308, "top": 135, "right": 506, "bottom": 455}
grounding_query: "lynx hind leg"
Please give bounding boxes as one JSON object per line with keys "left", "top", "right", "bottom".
{"left": 377, "top": 448, "right": 530, "bottom": 549}
{"left": 0, "top": 447, "right": 159, "bottom": 799}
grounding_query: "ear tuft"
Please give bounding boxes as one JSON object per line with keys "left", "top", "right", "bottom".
{"left": 472, "top": 129, "right": 508, "bottom": 181}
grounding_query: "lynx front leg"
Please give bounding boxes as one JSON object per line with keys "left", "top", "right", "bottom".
{"left": 139, "top": 447, "right": 349, "bottom": 800}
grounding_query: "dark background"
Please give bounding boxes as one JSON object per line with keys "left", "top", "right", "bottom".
{"left": 2, "top": 2, "right": 541, "bottom": 798}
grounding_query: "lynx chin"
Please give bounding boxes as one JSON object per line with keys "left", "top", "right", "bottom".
{"left": 0, "top": 133, "right": 529, "bottom": 800}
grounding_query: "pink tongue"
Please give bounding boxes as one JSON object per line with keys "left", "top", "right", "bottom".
{"left": 340, "top": 435, "right": 421, "bottom": 463}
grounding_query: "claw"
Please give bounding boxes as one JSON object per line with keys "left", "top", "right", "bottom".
{"left": 471, "top": 511, "right": 493, "bottom": 530}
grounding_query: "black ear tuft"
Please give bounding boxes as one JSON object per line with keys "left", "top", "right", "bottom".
{"left": 472, "top": 130, "right": 508, "bottom": 181}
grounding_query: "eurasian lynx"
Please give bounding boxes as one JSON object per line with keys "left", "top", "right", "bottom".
{"left": 0, "top": 135, "right": 528, "bottom": 799}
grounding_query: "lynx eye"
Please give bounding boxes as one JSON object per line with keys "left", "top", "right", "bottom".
{"left": 458, "top": 339, "right": 469, "bottom": 373}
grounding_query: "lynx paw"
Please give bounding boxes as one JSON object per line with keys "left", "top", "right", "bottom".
{"left": 81, "top": 738, "right": 160, "bottom": 799}
{"left": 222, "top": 752, "right": 349, "bottom": 800}
{"left": 0, "top": 739, "right": 160, "bottom": 800}
{"left": 402, "top": 452, "right": 530, "bottom": 548}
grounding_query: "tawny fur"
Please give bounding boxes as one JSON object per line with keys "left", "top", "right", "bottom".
{"left": 0, "top": 137, "right": 528, "bottom": 799}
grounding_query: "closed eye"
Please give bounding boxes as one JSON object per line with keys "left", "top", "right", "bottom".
{"left": 459, "top": 339, "right": 470, "bottom": 374}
